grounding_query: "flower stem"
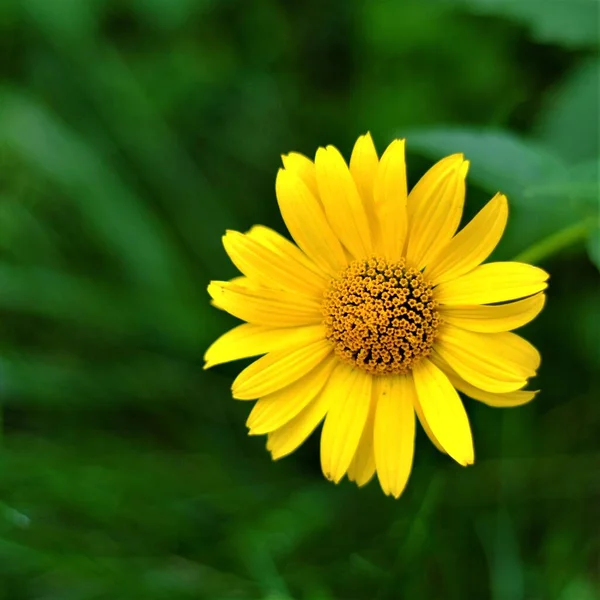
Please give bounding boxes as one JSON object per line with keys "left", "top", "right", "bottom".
{"left": 512, "top": 217, "right": 596, "bottom": 264}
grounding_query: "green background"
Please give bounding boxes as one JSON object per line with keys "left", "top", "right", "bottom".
{"left": 0, "top": 1, "right": 598, "bottom": 598}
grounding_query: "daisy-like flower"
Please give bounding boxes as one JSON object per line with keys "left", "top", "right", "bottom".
{"left": 205, "top": 134, "right": 548, "bottom": 498}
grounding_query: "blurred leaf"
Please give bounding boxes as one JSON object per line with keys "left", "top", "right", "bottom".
{"left": 524, "top": 159, "right": 599, "bottom": 209}
{"left": 451, "top": 0, "right": 599, "bottom": 48}
{"left": 559, "top": 578, "right": 600, "bottom": 600}
{"left": 0, "top": 197, "right": 63, "bottom": 265}
{"left": 0, "top": 502, "right": 31, "bottom": 530}
{"left": 574, "top": 284, "right": 600, "bottom": 368}
{"left": 512, "top": 217, "right": 595, "bottom": 266}
{"left": 406, "top": 127, "right": 568, "bottom": 202}
{"left": 536, "top": 58, "right": 600, "bottom": 164}
{"left": 587, "top": 227, "right": 600, "bottom": 272}
{"left": 22, "top": 2, "right": 251, "bottom": 271}
{"left": 375, "top": 474, "right": 444, "bottom": 599}
{"left": 232, "top": 488, "right": 336, "bottom": 598}
{"left": 22, "top": 0, "right": 100, "bottom": 42}
{"left": 236, "top": 486, "right": 335, "bottom": 560}
{"left": 0, "top": 433, "right": 267, "bottom": 599}
{"left": 130, "top": 0, "right": 200, "bottom": 30}
{"left": 405, "top": 127, "right": 586, "bottom": 256}
{"left": 476, "top": 510, "right": 524, "bottom": 600}
{"left": 445, "top": 454, "right": 600, "bottom": 504}
{"left": 0, "top": 264, "right": 134, "bottom": 328}
{"left": 516, "top": 158, "right": 599, "bottom": 265}
{"left": 0, "top": 264, "right": 212, "bottom": 349}
{"left": 525, "top": 158, "right": 599, "bottom": 269}
{"left": 0, "top": 91, "right": 192, "bottom": 293}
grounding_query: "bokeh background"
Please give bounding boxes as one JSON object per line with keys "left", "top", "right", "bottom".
{"left": 0, "top": 0, "right": 599, "bottom": 598}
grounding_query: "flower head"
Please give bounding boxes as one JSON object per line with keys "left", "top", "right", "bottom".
{"left": 205, "top": 134, "right": 548, "bottom": 498}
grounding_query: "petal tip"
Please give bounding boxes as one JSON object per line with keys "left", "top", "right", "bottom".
{"left": 462, "top": 449, "right": 475, "bottom": 466}
{"left": 231, "top": 380, "right": 246, "bottom": 399}
{"left": 315, "top": 146, "right": 328, "bottom": 161}
{"left": 207, "top": 281, "right": 221, "bottom": 298}
{"left": 269, "top": 447, "right": 287, "bottom": 461}
{"left": 275, "top": 167, "right": 287, "bottom": 183}
{"left": 231, "top": 372, "right": 256, "bottom": 399}
{"left": 352, "top": 477, "right": 373, "bottom": 489}
{"left": 322, "top": 467, "right": 344, "bottom": 484}
{"left": 456, "top": 453, "right": 475, "bottom": 467}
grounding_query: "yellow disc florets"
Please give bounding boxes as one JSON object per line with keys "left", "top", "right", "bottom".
{"left": 322, "top": 257, "right": 440, "bottom": 375}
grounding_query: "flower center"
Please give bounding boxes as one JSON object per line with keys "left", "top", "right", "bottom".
{"left": 322, "top": 257, "right": 440, "bottom": 375}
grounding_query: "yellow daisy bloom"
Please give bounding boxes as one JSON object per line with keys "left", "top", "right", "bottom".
{"left": 205, "top": 133, "right": 548, "bottom": 499}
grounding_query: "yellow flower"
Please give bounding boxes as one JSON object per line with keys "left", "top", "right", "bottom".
{"left": 205, "top": 134, "right": 548, "bottom": 498}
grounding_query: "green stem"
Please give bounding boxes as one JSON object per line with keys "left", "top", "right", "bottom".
{"left": 512, "top": 217, "right": 596, "bottom": 264}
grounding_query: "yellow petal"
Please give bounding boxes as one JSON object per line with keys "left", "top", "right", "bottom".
{"left": 412, "top": 358, "right": 474, "bottom": 466}
{"left": 374, "top": 375, "right": 416, "bottom": 499}
{"left": 441, "top": 361, "right": 538, "bottom": 407}
{"left": 439, "top": 293, "right": 546, "bottom": 333}
{"left": 315, "top": 146, "right": 372, "bottom": 258}
{"left": 440, "top": 326, "right": 542, "bottom": 374}
{"left": 209, "top": 275, "right": 256, "bottom": 310}
{"left": 275, "top": 168, "right": 348, "bottom": 275}
{"left": 407, "top": 154, "right": 461, "bottom": 218}
{"left": 208, "top": 280, "right": 322, "bottom": 327}
{"left": 349, "top": 132, "right": 379, "bottom": 240}
{"left": 266, "top": 361, "right": 347, "bottom": 459}
{"left": 426, "top": 193, "right": 508, "bottom": 285}
{"left": 349, "top": 132, "right": 379, "bottom": 206}
{"left": 204, "top": 323, "right": 325, "bottom": 370}
{"left": 406, "top": 154, "right": 468, "bottom": 269}
{"left": 373, "top": 139, "right": 408, "bottom": 260}
{"left": 247, "top": 353, "right": 337, "bottom": 434}
{"left": 347, "top": 392, "right": 376, "bottom": 487}
{"left": 320, "top": 364, "right": 372, "bottom": 483}
{"left": 223, "top": 229, "right": 324, "bottom": 296}
{"left": 232, "top": 337, "right": 332, "bottom": 400}
{"left": 247, "top": 225, "right": 329, "bottom": 280}
{"left": 435, "top": 262, "right": 549, "bottom": 306}
{"left": 228, "top": 276, "right": 259, "bottom": 289}
{"left": 434, "top": 326, "right": 539, "bottom": 393}
{"left": 413, "top": 388, "right": 446, "bottom": 454}
{"left": 281, "top": 152, "right": 319, "bottom": 199}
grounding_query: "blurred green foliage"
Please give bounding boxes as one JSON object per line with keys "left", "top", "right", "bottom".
{"left": 0, "top": 0, "right": 599, "bottom": 598}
